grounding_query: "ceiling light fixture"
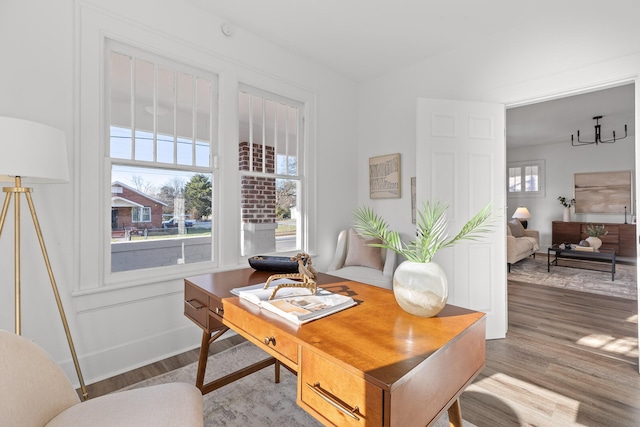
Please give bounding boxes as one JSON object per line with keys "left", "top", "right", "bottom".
{"left": 571, "top": 115, "right": 627, "bottom": 146}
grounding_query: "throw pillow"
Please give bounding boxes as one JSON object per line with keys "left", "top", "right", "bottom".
{"left": 508, "top": 219, "right": 525, "bottom": 237}
{"left": 344, "top": 229, "right": 384, "bottom": 271}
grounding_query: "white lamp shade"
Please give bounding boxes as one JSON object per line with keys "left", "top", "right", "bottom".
{"left": 0, "top": 116, "right": 69, "bottom": 184}
{"left": 512, "top": 207, "right": 531, "bottom": 219}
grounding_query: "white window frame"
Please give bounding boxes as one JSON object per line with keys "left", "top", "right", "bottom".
{"left": 105, "top": 40, "right": 217, "bottom": 279}
{"left": 75, "top": 6, "right": 317, "bottom": 300}
{"left": 132, "top": 206, "right": 151, "bottom": 223}
{"left": 238, "top": 84, "right": 306, "bottom": 257}
{"left": 507, "top": 159, "right": 545, "bottom": 198}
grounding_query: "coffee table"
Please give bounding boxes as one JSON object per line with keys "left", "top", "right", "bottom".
{"left": 547, "top": 245, "right": 616, "bottom": 281}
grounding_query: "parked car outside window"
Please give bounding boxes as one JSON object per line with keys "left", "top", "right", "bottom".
{"left": 162, "top": 218, "right": 195, "bottom": 228}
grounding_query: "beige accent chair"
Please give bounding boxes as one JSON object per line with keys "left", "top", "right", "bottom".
{"left": 0, "top": 329, "right": 204, "bottom": 427}
{"left": 507, "top": 220, "right": 540, "bottom": 272}
{"left": 326, "top": 229, "right": 396, "bottom": 289}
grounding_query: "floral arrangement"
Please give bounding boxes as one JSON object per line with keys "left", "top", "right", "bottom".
{"left": 585, "top": 223, "right": 608, "bottom": 237}
{"left": 557, "top": 196, "right": 576, "bottom": 208}
{"left": 353, "top": 200, "right": 493, "bottom": 263}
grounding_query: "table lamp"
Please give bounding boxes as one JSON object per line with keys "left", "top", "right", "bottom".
{"left": 0, "top": 116, "right": 87, "bottom": 399}
{"left": 512, "top": 206, "right": 531, "bottom": 229}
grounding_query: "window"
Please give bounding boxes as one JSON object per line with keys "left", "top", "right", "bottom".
{"left": 238, "top": 86, "right": 304, "bottom": 256}
{"left": 107, "top": 42, "right": 217, "bottom": 273}
{"left": 507, "top": 160, "right": 545, "bottom": 197}
{"left": 132, "top": 206, "right": 151, "bottom": 222}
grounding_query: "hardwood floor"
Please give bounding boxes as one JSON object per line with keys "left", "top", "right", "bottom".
{"left": 84, "top": 282, "right": 639, "bottom": 426}
{"left": 84, "top": 334, "right": 246, "bottom": 398}
{"left": 461, "top": 280, "right": 639, "bottom": 427}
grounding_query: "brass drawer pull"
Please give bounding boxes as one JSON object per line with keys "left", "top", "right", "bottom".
{"left": 306, "top": 382, "right": 360, "bottom": 420}
{"left": 264, "top": 336, "right": 276, "bottom": 346}
{"left": 184, "top": 299, "right": 205, "bottom": 310}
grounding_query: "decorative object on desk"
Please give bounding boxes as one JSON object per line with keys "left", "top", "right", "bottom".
{"left": 262, "top": 253, "right": 317, "bottom": 299}
{"left": 353, "top": 200, "right": 493, "bottom": 317}
{"left": 579, "top": 240, "right": 590, "bottom": 247}
{"left": 558, "top": 196, "right": 575, "bottom": 222}
{"left": 249, "top": 255, "right": 306, "bottom": 273}
{"left": 585, "top": 223, "right": 608, "bottom": 251}
{"left": 0, "top": 117, "right": 87, "bottom": 399}
{"left": 563, "top": 242, "right": 572, "bottom": 249}
{"left": 512, "top": 206, "right": 531, "bottom": 229}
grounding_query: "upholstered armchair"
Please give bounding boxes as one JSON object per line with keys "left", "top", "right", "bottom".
{"left": 507, "top": 220, "right": 540, "bottom": 272}
{"left": 0, "top": 330, "right": 204, "bottom": 427}
{"left": 326, "top": 228, "right": 396, "bottom": 289}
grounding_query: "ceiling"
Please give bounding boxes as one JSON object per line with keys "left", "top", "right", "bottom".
{"left": 188, "top": 0, "right": 568, "bottom": 82}
{"left": 187, "top": 1, "right": 635, "bottom": 149}
{"left": 507, "top": 84, "right": 635, "bottom": 149}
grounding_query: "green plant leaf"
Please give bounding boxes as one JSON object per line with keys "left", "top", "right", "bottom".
{"left": 353, "top": 201, "right": 494, "bottom": 263}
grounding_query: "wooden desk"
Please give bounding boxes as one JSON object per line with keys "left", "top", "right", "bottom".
{"left": 185, "top": 269, "right": 486, "bottom": 427}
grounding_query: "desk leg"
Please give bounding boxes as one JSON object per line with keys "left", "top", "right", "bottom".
{"left": 196, "top": 328, "right": 227, "bottom": 391}
{"left": 447, "top": 399, "right": 463, "bottom": 427}
{"left": 195, "top": 327, "right": 279, "bottom": 395}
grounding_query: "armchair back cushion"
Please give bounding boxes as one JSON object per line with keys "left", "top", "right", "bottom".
{"left": 0, "top": 329, "right": 80, "bottom": 426}
{"left": 343, "top": 229, "right": 384, "bottom": 271}
{"left": 0, "top": 329, "right": 204, "bottom": 427}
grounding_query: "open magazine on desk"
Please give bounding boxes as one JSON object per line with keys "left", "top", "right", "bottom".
{"left": 231, "top": 279, "right": 357, "bottom": 325}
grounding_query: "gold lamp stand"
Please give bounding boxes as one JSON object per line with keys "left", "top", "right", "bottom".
{"left": 0, "top": 176, "right": 88, "bottom": 400}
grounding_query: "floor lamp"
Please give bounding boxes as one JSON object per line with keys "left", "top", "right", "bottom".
{"left": 0, "top": 116, "right": 88, "bottom": 400}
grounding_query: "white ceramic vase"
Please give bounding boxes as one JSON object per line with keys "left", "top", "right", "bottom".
{"left": 586, "top": 236, "right": 602, "bottom": 251}
{"left": 392, "top": 261, "right": 448, "bottom": 318}
{"left": 563, "top": 207, "right": 571, "bottom": 222}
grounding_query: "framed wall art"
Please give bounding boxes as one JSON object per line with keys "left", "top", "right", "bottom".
{"left": 369, "top": 153, "right": 401, "bottom": 199}
{"left": 574, "top": 170, "right": 632, "bottom": 214}
{"left": 411, "top": 177, "right": 416, "bottom": 223}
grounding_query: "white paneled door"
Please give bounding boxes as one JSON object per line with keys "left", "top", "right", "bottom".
{"left": 416, "top": 98, "right": 507, "bottom": 339}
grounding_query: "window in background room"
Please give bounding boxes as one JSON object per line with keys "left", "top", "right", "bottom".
{"left": 238, "top": 87, "right": 304, "bottom": 256}
{"left": 507, "top": 160, "right": 545, "bottom": 197}
{"left": 108, "top": 44, "right": 217, "bottom": 273}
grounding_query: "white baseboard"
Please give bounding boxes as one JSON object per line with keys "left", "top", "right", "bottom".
{"left": 57, "top": 325, "right": 236, "bottom": 388}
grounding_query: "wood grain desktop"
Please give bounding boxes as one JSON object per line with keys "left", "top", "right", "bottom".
{"left": 184, "top": 269, "right": 486, "bottom": 427}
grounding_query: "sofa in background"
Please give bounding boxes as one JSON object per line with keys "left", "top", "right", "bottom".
{"left": 507, "top": 219, "right": 540, "bottom": 272}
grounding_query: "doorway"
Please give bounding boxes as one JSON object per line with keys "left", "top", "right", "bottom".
{"left": 505, "top": 81, "right": 638, "bottom": 368}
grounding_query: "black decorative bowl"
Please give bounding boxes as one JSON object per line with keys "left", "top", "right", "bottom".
{"left": 248, "top": 256, "right": 304, "bottom": 273}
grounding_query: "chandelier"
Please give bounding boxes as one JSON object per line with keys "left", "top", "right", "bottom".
{"left": 571, "top": 115, "right": 627, "bottom": 146}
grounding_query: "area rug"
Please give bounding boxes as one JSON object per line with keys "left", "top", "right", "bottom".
{"left": 509, "top": 255, "right": 637, "bottom": 300}
{"left": 122, "top": 341, "right": 475, "bottom": 426}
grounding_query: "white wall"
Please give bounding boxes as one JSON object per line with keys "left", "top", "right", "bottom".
{"left": 0, "top": 0, "right": 358, "bottom": 385}
{"left": 507, "top": 141, "right": 635, "bottom": 247}
{"left": 357, "top": 12, "right": 640, "bottom": 245}
{"left": 356, "top": 8, "right": 640, "bottom": 340}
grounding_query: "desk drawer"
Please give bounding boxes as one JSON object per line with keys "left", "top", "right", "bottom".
{"left": 184, "top": 283, "right": 208, "bottom": 329}
{"left": 299, "top": 347, "right": 383, "bottom": 427}
{"left": 223, "top": 302, "right": 298, "bottom": 364}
